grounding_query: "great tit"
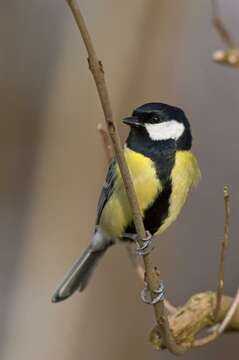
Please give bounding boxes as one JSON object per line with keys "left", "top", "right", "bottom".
{"left": 52, "top": 102, "right": 200, "bottom": 303}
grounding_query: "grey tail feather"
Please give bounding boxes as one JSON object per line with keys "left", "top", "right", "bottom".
{"left": 52, "top": 231, "right": 113, "bottom": 303}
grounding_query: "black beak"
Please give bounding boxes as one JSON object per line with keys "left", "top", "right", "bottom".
{"left": 122, "top": 116, "right": 143, "bottom": 127}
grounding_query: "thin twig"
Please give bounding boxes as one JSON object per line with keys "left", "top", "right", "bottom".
{"left": 218, "top": 288, "right": 239, "bottom": 334}
{"left": 211, "top": 0, "right": 239, "bottom": 67}
{"left": 211, "top": 0, "right": 236, "bottom": 48}
{"left": 193, "top": 332, "right": 218, "bottom": 347}
{"left": 65, "top": 0, "right": 186, "bottom": 354}
{"left": 214, "top": 186, "right": 230, "bottom": 320}
{"left": 97, "top": 123, "right": 113, "bottom": 163}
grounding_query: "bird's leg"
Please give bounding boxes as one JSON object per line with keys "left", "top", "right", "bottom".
{"left": 121, "top": 231, "right": 154, "bottom": 256}
{"left": 121, "top": 233, "right": 138, "bottom": 241}
{"left": 141, "top": 280, "right": 165, "bottom": 305}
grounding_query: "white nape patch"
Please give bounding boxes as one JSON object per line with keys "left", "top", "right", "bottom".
{"left": 145, "top": 120, "right": 185, "bottom": 141}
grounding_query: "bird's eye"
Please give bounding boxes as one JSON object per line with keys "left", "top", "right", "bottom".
{"left": 152, "top": 115, "right": 159, "bottom": 122}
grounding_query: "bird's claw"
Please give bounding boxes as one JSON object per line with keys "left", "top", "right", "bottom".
{"left": 140, "top": 280, "right": 165, "bottom": 305}
{"left": 136, "top": 231, "right": 154, "bottom": 256}
{"left": 121, "top": 230, "right": 154, "bottom": 256}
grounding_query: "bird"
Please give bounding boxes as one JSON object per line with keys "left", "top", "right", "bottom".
{"left": 52, "top": 102, "right": 201, "bottom": 303}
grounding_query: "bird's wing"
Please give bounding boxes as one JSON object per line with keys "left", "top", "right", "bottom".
{"left": 96, "top": 159, "right": 116, "bottom": 225}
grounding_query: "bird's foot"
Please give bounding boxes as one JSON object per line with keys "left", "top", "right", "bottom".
{"left": 121, "top": 230, "right": 154, "bottom": 256}
{"left": 136, "top": 230, "right": 154, "bottom": 256}
{"left": 141, "top": 280, "right": 165, "bottom": 305}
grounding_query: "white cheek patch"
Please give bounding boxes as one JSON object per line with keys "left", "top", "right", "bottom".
{"left": 145, "top": 120, "right": 185, "bottom": 141}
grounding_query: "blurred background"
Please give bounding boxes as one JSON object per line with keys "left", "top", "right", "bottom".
{"left": 0, "top": 0, "right": 239, "bottom": 359}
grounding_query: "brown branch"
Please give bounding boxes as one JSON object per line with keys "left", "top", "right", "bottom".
{"left": 212, "top": 18, "right": 235, "bottom": 49}
{"left": 150, "top": 292, "right": 239, "bottom": 350}
{"left": 214, "top": 186, "right": 230, "bottom": 320}
{"left": 97, "top": 123, "right": 113, "bottom": 163}
{"left": 211, "top": 0, "right": 236, "bottom": 48}
{"left": 65, "top": 0, "right": 186, "bottom": 354}
{"left": 211, "top": 0, "right": 239, "bottom": 67}
{"left": 193, "top": 288, "right": 239, "bottom": 347}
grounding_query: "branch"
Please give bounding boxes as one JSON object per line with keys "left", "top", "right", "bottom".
{"left": 65, "top": 0, "right": 186, "bottom": 354}
{"left": 150, "top": 292, "right": 239, "bottom": 350}
{"left": 211, "top": 0, "right": 236, "bottom": 49}
{"left": 214, "top": 186, "right": 230, "bottom": 320}
{"left": 97, "top": 123, "right": 113, "bottom": 163}
{"left": 211, "top": 0, "right": 239, "bottom": 67}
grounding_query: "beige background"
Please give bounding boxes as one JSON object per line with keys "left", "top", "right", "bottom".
{"left": 1, "top": 1, "right": 239, "bottom": 359}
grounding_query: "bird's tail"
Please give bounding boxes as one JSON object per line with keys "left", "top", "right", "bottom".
{"left": 52, "top": 228, "right": 113, "bottom": 303}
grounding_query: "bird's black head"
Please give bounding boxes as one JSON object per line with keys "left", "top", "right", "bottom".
{"left": 123, "top": 102, "right": 192, "bottom": 150}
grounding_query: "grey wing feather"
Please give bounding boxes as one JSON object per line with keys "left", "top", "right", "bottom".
{"left": 96, "top": 160, "right": 116, "bottom": 224}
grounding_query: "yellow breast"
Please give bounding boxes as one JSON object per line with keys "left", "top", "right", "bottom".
{"left": 99, "top": 147, "right": 161, "bottom": 237}
{"left": 156, "top": 150, "right": 201, "bottom": 235}
{"left": 99, "top": 148, "right": 200, "bottom": 239}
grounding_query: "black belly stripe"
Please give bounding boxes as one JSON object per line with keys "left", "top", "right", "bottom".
{"left": 125, "top": 180, "right": 172, "bottom": 236}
